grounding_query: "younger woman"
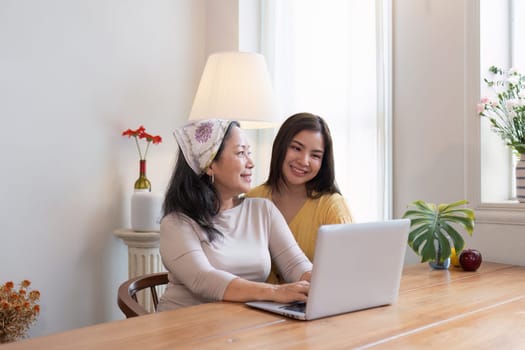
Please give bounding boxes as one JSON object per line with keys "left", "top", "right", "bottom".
{"left": 246, "top": 113, "right": 352, "bottom": 282}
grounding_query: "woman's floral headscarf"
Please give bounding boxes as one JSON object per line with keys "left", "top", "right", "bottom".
{"left": 173, "top": 119, "right": 231, "bottom": 174}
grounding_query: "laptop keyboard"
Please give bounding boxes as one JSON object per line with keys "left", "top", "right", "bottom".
{"left": 280, "top": 301, "right": 306, "bottom": 313}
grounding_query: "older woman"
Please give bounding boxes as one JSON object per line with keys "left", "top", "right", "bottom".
{"left": 158, "top": 119, "right": 312, "bottom": 311}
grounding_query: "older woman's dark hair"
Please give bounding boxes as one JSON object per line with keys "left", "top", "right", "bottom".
{"left": 163, "top": 121, "right": 240, "bottom": 242}
{"left": 266, "top": 113, "right": 340, "bottom": 198}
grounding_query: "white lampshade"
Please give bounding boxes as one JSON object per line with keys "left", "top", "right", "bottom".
{"left": 189, "top": 51, "right": 280, "bottom": 128}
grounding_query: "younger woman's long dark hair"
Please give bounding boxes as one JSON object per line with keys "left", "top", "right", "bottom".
{"left": 163, "top": 121, "right": 239, "bottom": 242}
{"left": 266, "top": 112, "right": 340, "bottom": 198}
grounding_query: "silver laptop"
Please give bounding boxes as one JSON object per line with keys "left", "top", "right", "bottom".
{"left": 246, "top": 219, "right": 410, "bottom": 320}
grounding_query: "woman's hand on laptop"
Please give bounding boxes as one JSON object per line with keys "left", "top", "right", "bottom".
{"left": 222, "top": 278, "right": 309, "bottom": 303}
{"left": 271, "top": 280, "right": 310, "bottom": 303}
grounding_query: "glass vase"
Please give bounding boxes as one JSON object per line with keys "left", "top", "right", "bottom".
{"left": 134, "top": 159, "right": 151, "bottom": 192}
{"left": 428, "top": 244, "right": 450, "bottom": 270}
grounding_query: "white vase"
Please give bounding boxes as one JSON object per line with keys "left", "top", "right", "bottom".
{"left": 131, "top": 191, "right": 164, "bottom": 232}
{"left": 517, "top": 154, "right": 525, "bottom": 203}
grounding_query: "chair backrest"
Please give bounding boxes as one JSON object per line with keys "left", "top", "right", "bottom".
{"left": 117, "top": 272, "right": 169, "bottom": 318}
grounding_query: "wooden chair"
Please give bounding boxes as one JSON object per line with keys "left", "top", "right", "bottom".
{"left": 117, "top": 272, "right": 169, "bottom": 318}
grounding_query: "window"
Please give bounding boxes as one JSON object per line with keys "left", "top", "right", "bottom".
{"left": 467, "top": 0, "right": 525, "bottom": 225}
{"left": 260, "top": 0, "right": 391, "bottom": 222}
{"left": 480, "top": 0, "right": 525, "bottom": 203}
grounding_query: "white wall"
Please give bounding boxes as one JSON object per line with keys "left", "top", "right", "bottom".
{"left": 206, "top": 0, "right": 239, "bottom": 55}
{"left": 0, "top": 0, "right": 206, "bottom": 337}
{"left": 393, "top": 0, "right": 525, "bottom": 265}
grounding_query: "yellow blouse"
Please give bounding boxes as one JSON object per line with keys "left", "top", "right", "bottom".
{"left": 246, "top": 185, "right": 353, "bottom": 282}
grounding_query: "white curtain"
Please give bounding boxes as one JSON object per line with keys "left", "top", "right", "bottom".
{"left": 259, "top": 0, "right": 391, "bottom": 222}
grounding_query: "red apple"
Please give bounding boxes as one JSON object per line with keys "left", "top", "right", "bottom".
{"left": 459, "top": 248, "right": 483, "bottom": 271}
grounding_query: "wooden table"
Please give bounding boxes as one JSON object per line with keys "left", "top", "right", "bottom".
{"left": 4, "top": 262, "right": 524, "bottom": 349}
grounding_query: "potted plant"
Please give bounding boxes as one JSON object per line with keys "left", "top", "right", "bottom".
{"left": 478, "top": 66, "right": 525, "bottom": 202}
{"left": 0, "top": 280, "right": 40, "bottom": 343}
{"left": 402, "top": 200, "right": 475, "bottom": 269}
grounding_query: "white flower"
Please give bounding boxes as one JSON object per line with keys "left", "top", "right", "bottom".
{"left": 506, "top": 99, "right": 521, "bottom": 110}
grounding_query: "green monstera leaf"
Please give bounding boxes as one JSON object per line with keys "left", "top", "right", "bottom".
{"left": 402, "top": 200, "right": 475, "bottom": 263}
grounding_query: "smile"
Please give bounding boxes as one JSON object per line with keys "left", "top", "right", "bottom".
{"left": 290, "top": 165, "right": 308, "bottom": 176}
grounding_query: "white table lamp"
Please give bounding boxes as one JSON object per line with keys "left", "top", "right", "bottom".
{"left": 189, "top": 51, "right": 280, "bottom": 128}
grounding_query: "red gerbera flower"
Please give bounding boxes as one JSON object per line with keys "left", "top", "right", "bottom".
{"left": 121, "top": 125, "right": 162, "bottom": 160}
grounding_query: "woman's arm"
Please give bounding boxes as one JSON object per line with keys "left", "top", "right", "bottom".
{"left": 223, "top": 278, "right": 309, "bottom": 303}
{"left": 160, "top": 214, "right": 238, "bottom": 301}
{"left": 324, "top": 193, "right": 353, "bottom": 224}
